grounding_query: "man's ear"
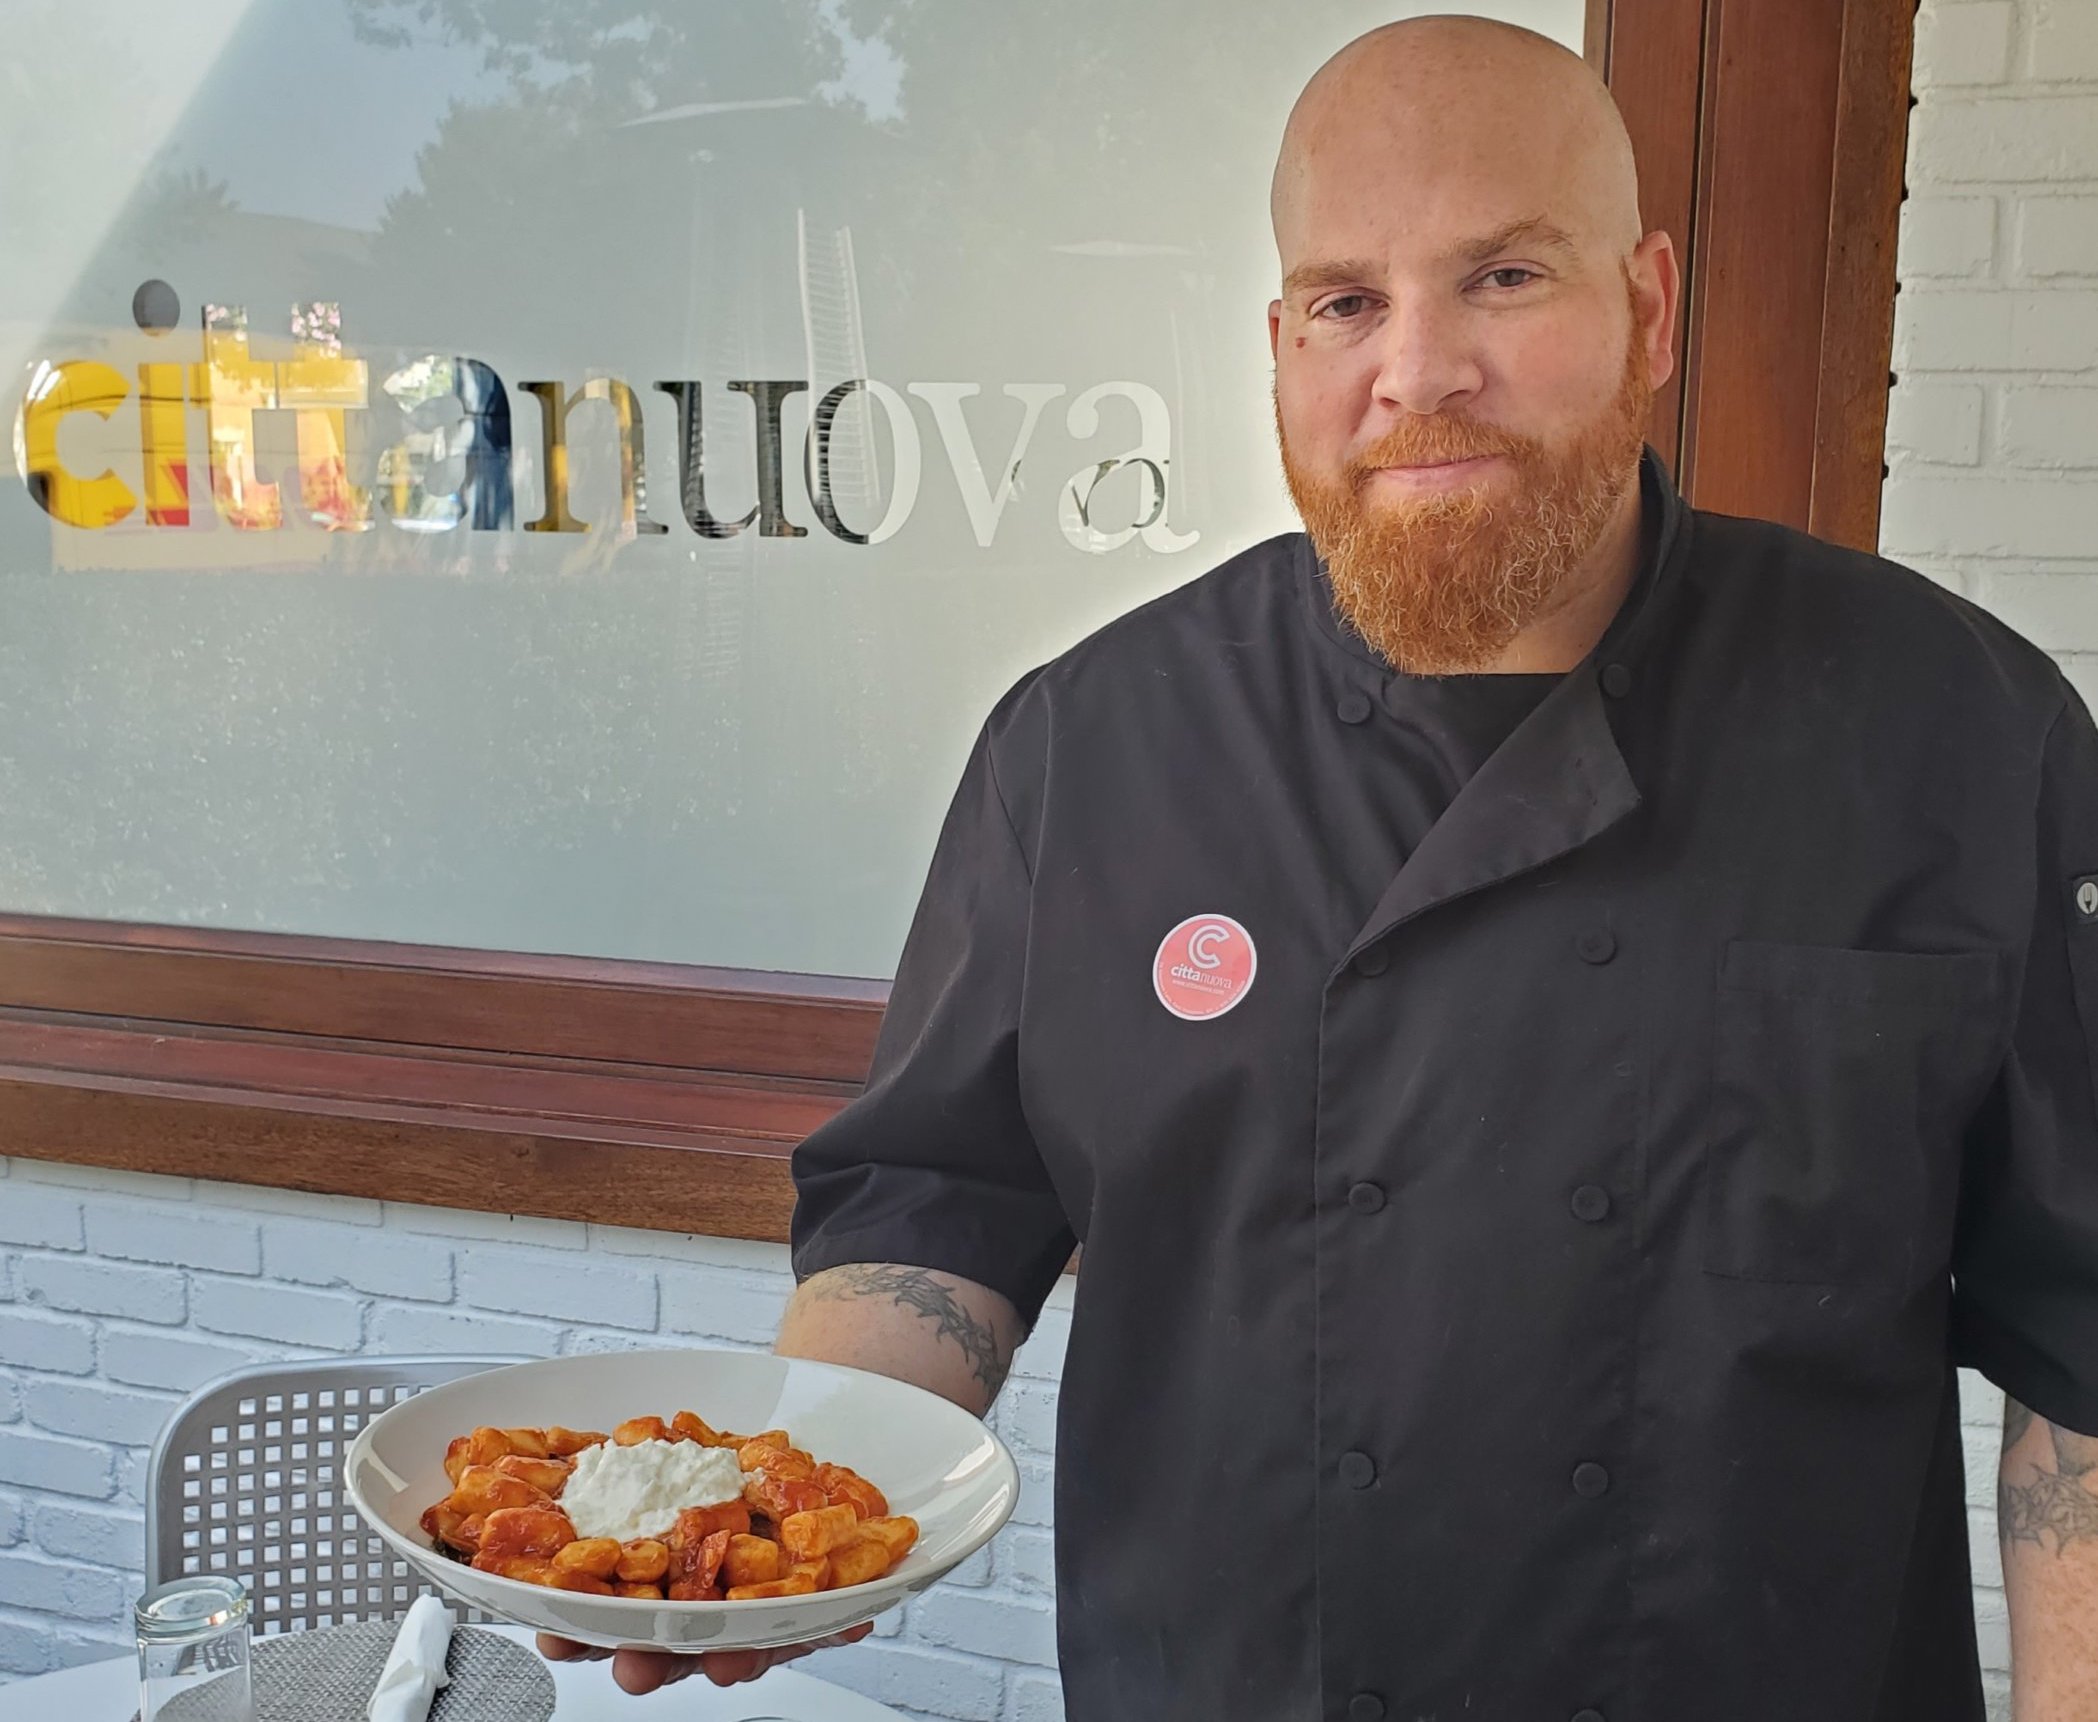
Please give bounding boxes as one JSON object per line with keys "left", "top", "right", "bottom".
{"left": 1631, "top": 232, "right": 1681, "bottom": 391}
{"left": 1267, "top": 300, "right": 1283, "bottom": 363}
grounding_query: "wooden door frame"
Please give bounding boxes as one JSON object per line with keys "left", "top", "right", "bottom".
{"left": 0, "top": 0, "right": 1919, "bottom": 1242}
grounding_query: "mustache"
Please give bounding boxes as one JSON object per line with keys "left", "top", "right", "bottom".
{"left": 1344, "top": 417, "right": 1536, "bottom": 490}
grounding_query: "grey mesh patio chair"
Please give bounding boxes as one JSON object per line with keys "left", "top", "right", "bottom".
{"left": 145, "top": 1355, "right": 524, "bottom": 1635}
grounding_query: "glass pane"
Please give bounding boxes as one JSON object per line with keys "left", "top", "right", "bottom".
{"left": 1, "top": 0, "right": 1584, "bottom": 979}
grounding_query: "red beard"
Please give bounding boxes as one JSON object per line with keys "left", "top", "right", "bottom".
{"left": 1278, "top": 284, "right": 1654, "bottom": 674}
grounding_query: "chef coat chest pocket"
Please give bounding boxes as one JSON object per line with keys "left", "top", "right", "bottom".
{"left": 1703, "top": 939, "right": 2000, "bottom": 1287}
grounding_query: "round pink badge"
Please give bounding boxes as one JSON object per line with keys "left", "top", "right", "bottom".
{"left": 1152, "top": 913, "right": 1258, "bottom": 1021}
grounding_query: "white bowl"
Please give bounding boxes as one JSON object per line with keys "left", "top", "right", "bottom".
{"left": 341, "top": 1349, "right": 1020, "bottom": 1652}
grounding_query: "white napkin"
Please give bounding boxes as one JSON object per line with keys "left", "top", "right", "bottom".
{"left": 367, "top": 1594, "right": 453, "bottom": 1722}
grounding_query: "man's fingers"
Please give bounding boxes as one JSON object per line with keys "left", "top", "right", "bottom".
{"left": 697, "top": 1648, "right": 769, "bottom": 1686}
{"left": 611, "top": 1649, "right": 700, "bottom": 1694}
{"left": 698, "top": 1621, "right": 879, "bottom": 1686}
{"left": 586, "top": 1617, "right": 882, "bottom": 1692}
{"left": 535, "top": 1634, "right": 610, "bottom": 1663}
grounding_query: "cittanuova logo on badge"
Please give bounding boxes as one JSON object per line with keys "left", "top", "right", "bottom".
{"left": 2074, "top": 875, "right": 2098, "bottom": 923}
{"left": 1152, "top": 913, "right": 1258, "bottom": 1022}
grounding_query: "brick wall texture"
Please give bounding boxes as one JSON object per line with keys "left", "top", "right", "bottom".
{"left": 0, "top": 5, "right": 2088, "bottom": 1719}
{"left": 1886, "top": 0, "right": 2098, "bottom": 725}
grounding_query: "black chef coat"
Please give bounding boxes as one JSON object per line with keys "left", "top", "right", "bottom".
{"left": 790, "top": 445, "right": 2098, "bottom": 1722}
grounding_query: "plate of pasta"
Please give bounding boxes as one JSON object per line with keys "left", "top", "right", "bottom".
{"left": 341, "top": 1349, "right": 1020, "bottom": 1651}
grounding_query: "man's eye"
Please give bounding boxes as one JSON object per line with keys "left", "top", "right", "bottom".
{"left": 1315, "top": 295, "right": 1370, "bottom": 320}
{"left": 1480, "top": 268, "right": 1538, "bottom": 290}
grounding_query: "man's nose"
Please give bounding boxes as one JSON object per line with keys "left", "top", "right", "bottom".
{"left": 1367, "top": 299, "right": 1485, "bottom": 418}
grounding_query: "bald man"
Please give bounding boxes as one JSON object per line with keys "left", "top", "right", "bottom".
{"left": 561, "top": 17, "right": 2098, "bottom": 1720}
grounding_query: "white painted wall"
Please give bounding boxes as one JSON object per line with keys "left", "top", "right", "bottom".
{"left": 1884, "top": 0, "right": 2098, "bottom": 714}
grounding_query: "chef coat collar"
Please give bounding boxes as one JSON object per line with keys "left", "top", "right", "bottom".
{"left": 1295, "top": 444, "right": 1694, "bottom": 969}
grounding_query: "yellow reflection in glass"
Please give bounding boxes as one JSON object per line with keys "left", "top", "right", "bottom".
{"left": 137, "top": 361, "right": 190, "bottom": 526}
{"left": 519, "top": 376, "right": 667, "bottom": 538}
{"left": 190, "top": 304, "right": 281, "bottom": 531}
{"left": 280, "top": 302, "right": 372, "bottom": 532}
{"left": 16, "top": 359, "right": 137, "bottom": 529}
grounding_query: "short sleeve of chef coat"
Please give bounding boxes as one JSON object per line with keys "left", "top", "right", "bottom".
{"left": 789, "top": 683, "right": 1075, "bottom": 1334}
{"left": 1952, "top": 684, "right": 2098, "bottom": 1436}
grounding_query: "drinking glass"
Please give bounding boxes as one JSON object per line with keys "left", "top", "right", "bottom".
{"left": 135, "top": 1575, "right": 255, "bottom": 1722}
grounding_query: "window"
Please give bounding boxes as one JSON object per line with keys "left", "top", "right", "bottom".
{"left": 0, "top": 0, "right": 1912, "bottom": 1236}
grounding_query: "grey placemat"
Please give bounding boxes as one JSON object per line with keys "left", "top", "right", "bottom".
{"left": 133, "top": 1621, "right": 555, "bottom": 1722}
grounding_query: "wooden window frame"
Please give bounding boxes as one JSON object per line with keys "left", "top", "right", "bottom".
{"left": 0, "top": 0, "right": 1917, "bottom": 1241}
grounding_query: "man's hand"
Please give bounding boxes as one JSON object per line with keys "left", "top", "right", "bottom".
{"left": 536, "top": 1621, "right": 876, "bottom": 1692}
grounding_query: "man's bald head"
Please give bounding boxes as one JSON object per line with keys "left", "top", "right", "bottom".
{"left": 1271, "top": 16, "right": 1642, "bottom": 267}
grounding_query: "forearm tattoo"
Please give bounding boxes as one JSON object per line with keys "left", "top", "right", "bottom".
{"left": 803, "top": 1264, "right": 1013, "bottom": 1401}
{"left": 1999, "top": 1397, "right": 2098, "bottom": 1556}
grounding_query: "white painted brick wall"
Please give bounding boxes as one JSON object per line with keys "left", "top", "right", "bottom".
{"left": 1887, "top": 6, "right": 2098, "bottom": 1718}
{"left": 0, "top": 1157, "right": 1073, "bottom": 1722}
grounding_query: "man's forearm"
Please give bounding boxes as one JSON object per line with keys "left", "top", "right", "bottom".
{"left": 2000, "top": 1397, "right": 2098, "bottom": 1718}
{"left": 774, "top": 1262, "right": 1025, "bottom": 1419}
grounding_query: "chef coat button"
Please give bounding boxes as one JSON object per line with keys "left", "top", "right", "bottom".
{"left": 1571, "top": 1461, "right": 1611, "bottom": 1498}
{"left": 1348, "top": 1180, "right": 1387, "bottom": 1215}
{"left": 1570, "top": 1184, "right": 1612, "bottom": 1223}
{"left": 1349, "top": 1694, "right": 1387, "bottom": 1722}
{"left": 1338, "top": 1450, "right": 1377, "bottom": 1489}
{"left": 1600, "top": 662, "right": 1632, "bottom": 698}
{"left": 1351, "top": 945, "right": 1390, "bottom": 978}
{"left": 1574, "top": 927, "right": 1616, "bottom": 964}
{"left": 1572, "top": 1711, "right": 1606, "bottom": 1722}
{"left": 1336, "top": 690, "right": 1373, "bottom": 725}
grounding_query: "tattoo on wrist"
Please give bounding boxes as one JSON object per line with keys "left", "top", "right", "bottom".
{"left": 804, "top": 1264, "right": 1012, "bottom": 1400}
{"left": 2001, "top": 1398, "right": 2098, "bottom": 1556}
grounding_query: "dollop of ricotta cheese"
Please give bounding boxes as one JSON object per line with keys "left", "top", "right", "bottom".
{"left": 558, "top": 1440, "right": 747, "bottom": 1542}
